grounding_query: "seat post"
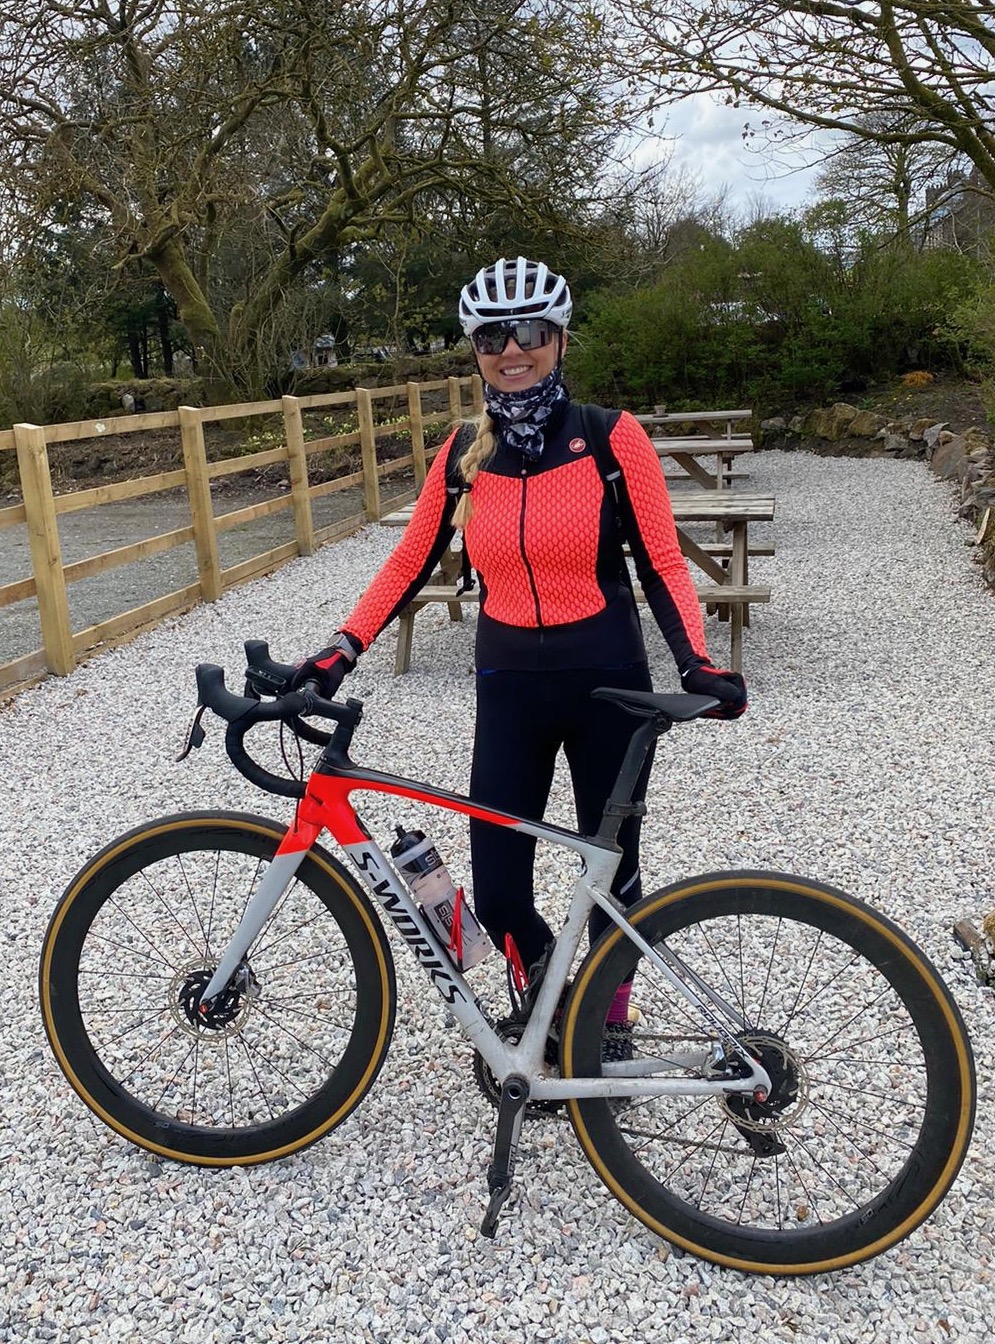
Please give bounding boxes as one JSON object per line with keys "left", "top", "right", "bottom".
{"left": 595, "top": 714, "right": 669, "bottom": 844}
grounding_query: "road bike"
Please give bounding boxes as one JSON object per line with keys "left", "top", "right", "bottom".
{"left": 39, "top": 640, "right": 976, "bottom": 1275}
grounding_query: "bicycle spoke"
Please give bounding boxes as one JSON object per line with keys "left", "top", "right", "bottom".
{"left": 136, "top": 866, "right": 207, "bottom": 962}
{"left": 806, "top": 1076, "right": 914, "bottom": 1106}
{"left": 806, "top": 1010, "right": 908, "bottom": 1059}
{"left": 771, "top": 927, "right": 825, "bottom": 1037}
{"left": 175, "top": 851, "right": 216, "bottom": 960}
{"left": 249, "top": 890, "right": 329, "bottom": 960}
{"left": 96, "top": 902, "right": 186, "bottom": 974}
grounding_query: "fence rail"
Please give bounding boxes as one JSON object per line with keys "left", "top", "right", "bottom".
{"left": 0, "top": 375, "right": 482, "bottom": 695}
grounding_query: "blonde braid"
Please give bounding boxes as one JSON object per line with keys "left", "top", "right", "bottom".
{"left": 451, "top": 412, "right": 497, "bottom": 529}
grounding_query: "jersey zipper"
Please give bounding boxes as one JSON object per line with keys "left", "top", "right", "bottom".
{"left": 518, "top": 466, "right": 543, "bottom": 626}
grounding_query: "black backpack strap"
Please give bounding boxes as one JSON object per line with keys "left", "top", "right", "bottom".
{"left": 444, "top": 421, "right": 478, "bottom": 594}
{"left": 445, "top": 421, "right": 478, "bottom": 502}
{"left": 578, "top": 404, "right": 624, "bottom": 524}
{"left": 579, "top": 403, "right": 637, "bottom": 598}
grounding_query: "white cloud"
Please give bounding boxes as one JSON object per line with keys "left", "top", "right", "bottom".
{"left": 627, "top": 95, "right": 833, "bottom": 214}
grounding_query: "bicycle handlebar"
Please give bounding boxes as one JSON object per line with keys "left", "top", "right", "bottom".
{"left": 192, "top": 640, "right": 723, "bottom": 801}
{"left": 193, "top": 645, "right": 362, "bottom": 798}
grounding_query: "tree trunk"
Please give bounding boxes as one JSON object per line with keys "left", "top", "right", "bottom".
{"left": 227, "top": 167, "right": 392, "bottom": 390}
{"left": 127, "top": 329, "right": 143, "bottom": 379}
{"left": 149, "top": 238, "right": 229, "bottom": 400}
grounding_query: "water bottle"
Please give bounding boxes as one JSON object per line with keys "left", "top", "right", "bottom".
{"left": 389, "top": 826, "right": 491, "bottom": 970}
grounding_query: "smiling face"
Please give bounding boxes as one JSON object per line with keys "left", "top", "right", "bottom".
{"left": 475, "top": 328, "right": 567, "bottom": 394}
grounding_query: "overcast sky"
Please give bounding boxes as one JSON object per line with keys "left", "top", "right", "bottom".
{"left": 639, "top": 96, "right": 835, "bottom": 216}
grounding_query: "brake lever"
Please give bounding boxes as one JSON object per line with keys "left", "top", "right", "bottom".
{"left": 176, "top": 703, "right": 208, "bottom": 761}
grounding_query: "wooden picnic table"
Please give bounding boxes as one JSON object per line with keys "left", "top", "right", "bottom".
{"left": 379, "top": 491, "right": 774, "bottom": 674}
{"left": 636, "top": 408, "right": 753, "bottom": 440}
{"left": 652, "top": 437, "right": 754, "bottom": 490}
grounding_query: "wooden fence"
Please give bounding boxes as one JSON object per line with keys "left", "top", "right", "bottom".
{"left": 0, "top": 375, "right": 482, "bottom": 695}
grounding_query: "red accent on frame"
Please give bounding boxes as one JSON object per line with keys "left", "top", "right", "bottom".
{"left": 451, "top": 887, "right": 466, "bottom": 965}
{"left": 303, "top": 772, "right": 518, "bottom": 846}
{"left": 274, "top": 801, "right": 324, "bottom": 855}
{"left": 504, "top": 935, "right": 528, "bottom": 994}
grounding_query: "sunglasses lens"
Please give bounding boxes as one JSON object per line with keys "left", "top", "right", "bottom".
{"left": 473, "top": 327, "right": 509, "bottom": 355}
{"left": 473, "top": 320, "right": 558, "bottom": 354}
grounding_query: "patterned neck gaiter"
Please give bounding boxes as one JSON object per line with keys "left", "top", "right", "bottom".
{"left": 483, "top": 365, "right": 568, "bottom": 461}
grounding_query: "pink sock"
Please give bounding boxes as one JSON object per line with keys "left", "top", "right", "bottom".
{"left": 607, "top": 982, "right": 632, "bottom": 1025}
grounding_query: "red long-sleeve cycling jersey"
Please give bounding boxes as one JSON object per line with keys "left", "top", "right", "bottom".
{"left": 340, "top": 400, "right": 709, "bottom": 673}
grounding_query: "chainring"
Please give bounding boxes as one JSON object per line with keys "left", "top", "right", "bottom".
{"left": 472, "top": 1017, "right": 564, "bottom": 1118}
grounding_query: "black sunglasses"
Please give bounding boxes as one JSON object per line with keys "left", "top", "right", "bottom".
{"left": 471, "top": 319, "right": 562, "bottom": 356}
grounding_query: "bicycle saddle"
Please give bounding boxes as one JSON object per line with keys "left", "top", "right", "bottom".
{"left": 591, "top": 688, "right": 719, "bottom": 720}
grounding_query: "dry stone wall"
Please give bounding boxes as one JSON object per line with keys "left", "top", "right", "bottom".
{"left": 761, "top": 402, "right": 995, "bottom": 589}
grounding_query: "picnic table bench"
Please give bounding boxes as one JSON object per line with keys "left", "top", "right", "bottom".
{"left": 653, "top": 438, "right": 754, "bottom": 490}
{"left": 379, "top": 491, "right": 774, "bottom": 675}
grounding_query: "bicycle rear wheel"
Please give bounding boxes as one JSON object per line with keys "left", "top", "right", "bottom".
{"left": 560, "top": 871, "right": 975, "bottom": 1275}
{"left": 40, "top": 812, "right": 396, "bottom": 1165}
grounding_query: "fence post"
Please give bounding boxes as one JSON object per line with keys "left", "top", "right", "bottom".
{"left": 470, "top": 374, "right": 484, "bottom": 416}
{"left": 406, "top": 380, "right": 427, "bottom": 488}
{"left": 179, "top": 405, "right": 222, "bottom": 601}
{"left": 447, "top": 376, "right": 464, "bottom": 427}
{"left": 356, "top": 387, "right": 381, "bottom": 520}
{"left": 14, "top": 423, "right": 75, "bottom": 676}
{"left": 281, "top": 396, "right": 316, "bottom": 556}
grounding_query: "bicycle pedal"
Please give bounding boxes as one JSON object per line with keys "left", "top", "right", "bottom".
{"left": 480, "top": 1179, "right": 512, "bottom": 1238}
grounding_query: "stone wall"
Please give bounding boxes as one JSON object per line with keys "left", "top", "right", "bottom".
{"left": 761, "top": 403, "right": 995, "bottom": 589}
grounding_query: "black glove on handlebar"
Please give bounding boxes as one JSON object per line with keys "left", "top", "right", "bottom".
{"left": 290, "top": 632, "right": 361, "bottom": 700}
{"left": 679, "top": 659, "right": 748, "bottom": 720}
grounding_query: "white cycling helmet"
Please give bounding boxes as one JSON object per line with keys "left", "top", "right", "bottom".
{"left": 458, "top": 256, "right": 572, "bottom": 335}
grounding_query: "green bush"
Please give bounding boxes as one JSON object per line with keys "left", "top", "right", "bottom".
{"left": 570, "top": 221, "right": 982, "bottom": 416}
{"left": 947, "top": 269, "right": 995, "bottom": 415}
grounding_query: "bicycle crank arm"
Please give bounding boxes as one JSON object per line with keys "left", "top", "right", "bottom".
{"left": 480, "top": 1074, "right": 530, "bottom": 1239}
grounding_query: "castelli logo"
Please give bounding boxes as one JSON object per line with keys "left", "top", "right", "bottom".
{"left": 569, "top": 437, "right": 586, "bottom": 453}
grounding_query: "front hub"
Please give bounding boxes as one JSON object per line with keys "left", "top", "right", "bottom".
{"left": 170, "top": 963, "right": 257, "bottom": 1038}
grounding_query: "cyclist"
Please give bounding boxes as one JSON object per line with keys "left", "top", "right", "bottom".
{"left": 293, "top": 256, "right": 747, "bottom": 1056}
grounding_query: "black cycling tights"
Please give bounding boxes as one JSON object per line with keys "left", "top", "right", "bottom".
{"left": 469, "top": 663, "right": 654, "bottom": 972}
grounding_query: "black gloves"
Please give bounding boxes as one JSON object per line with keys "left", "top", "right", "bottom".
{"left": 290, "top": 632, "right": 361, "bottom": 699}
{"left": 680, "top": 659, "right": 748, "bottom": 720}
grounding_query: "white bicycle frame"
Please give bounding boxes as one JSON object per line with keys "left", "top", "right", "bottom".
{"left": 201, "top": 802, "right": 772, "bottom": 1105}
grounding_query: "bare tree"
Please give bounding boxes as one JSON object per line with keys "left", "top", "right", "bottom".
{"left": 0, "top": 0, "right": 627, "bottom": 393}
{"left": 812, "top": 113, "right": 963, "bottom": 245}
{"left": 618, "top": 1, "right": 995, "bottom": 197}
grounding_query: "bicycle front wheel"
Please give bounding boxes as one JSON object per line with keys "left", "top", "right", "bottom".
{"left": 40, "top": 812, "right": 396, "bottom": 1165}
{"left": 561, "top": 872, "right": 975, "bottom": 1275}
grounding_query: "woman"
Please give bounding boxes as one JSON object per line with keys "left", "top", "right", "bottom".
{"left": 294, "top": 257, "right": 747, "bottom": 1055}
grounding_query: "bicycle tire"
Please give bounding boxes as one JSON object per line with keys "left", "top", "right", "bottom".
{"left": 40, "top": 811, "right": 396, "bottom": 1165}
{"left": 560, "top": 871, "right": 975, "bottom": 1275}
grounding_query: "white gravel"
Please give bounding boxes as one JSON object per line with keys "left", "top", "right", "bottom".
{"left": 2, "top": 448, "right": 994, "bottom": 1341}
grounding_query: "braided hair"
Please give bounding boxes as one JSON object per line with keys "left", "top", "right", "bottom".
{"left": 451, "top": 413, "right": 497, "bottom": 529}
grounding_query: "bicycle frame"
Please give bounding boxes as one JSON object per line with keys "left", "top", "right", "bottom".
{"left": 201, "top": 760, "right": 772, "bottom": 1105}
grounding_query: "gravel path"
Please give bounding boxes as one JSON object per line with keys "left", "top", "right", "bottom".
{"left": 2, "top": 449, "right": 994, "bottom": 1341}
